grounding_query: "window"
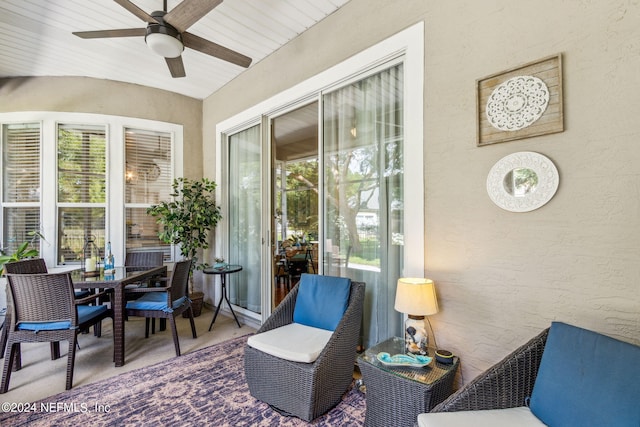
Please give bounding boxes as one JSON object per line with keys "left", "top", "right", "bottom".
{"left": 0, "top": 112, "right": 183, "bottom": 266}
{"left": 57, "top": 124, "right": 106, "bottom": 264}
{"left": 124, "top": 128, "right": 173, "bottom": 261}
{"left": 2, "top": 123, "right": 41, "bottom": 254}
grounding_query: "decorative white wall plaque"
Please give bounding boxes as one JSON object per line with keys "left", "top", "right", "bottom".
{"left": 486, "top": 75, "right": 549, "bottom": 131}
{"left": 477, "top": 54, "right": 563, "bottom": 146}
{"left": 486, "top": 151, "right": 559, "bottom": 212}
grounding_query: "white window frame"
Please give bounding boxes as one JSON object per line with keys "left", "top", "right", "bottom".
{"left": 0, "top": 111, "right": 183, "bottom": 267}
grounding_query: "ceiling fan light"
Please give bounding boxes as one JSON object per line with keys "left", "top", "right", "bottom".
{"left": 146, "top": 31, "right": 184, "bottom": 58}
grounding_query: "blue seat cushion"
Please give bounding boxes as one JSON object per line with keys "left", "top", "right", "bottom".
{"left": 77, "top": 304, "right": 107, "bottom": 324}
{"left": 126, "top": 293, "right": 187, "bottom": 313}
{"left": 18, "top": 320, "right": 72, "bottom": 332}
{"left": 17, "top": 305, "right": 107, "bottom": 332}
{"left": 74, "top": 289, "right": 92, "bottom": 299}
{"left": 529, "top": 322, "right": 640, "bottom": 427}
{"left": 293, "top": 274, "right": 351, "bottom": 331}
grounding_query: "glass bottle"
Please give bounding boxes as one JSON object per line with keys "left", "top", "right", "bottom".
{"left": 104, "top": 241, "right": 115, "bottom": 274}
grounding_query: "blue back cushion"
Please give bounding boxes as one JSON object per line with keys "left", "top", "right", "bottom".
{"left": 530, "top": 322, "right": 640, "bottom": 427}
{"left": 293, "top": 274, "right": 351, "bottom": 331}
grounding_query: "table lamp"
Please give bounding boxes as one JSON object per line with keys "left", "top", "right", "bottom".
{"left": 394, "top": 277, "right": 439, "bottom": 355}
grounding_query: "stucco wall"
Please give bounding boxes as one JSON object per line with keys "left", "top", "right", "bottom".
{"left": 203, "top": 0, "right": 640, "bottom": 385}
{"left": 0, "top": 76, "right": 203, "bottom": 179}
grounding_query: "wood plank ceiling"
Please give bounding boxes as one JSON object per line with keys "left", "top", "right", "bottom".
{"left": 0, "top": 0, "right": 350, "bottom": 99}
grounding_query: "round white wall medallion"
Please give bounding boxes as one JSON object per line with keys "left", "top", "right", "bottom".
{"left": 486, "top": 151, "right": 559, "bottom": 212}
{"left": 486, "top": 75, "right": 550, "bottom": 131}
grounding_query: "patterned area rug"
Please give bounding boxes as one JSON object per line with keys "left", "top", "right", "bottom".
{"left": 0, "top": 335, "right": 365, "bottom": 426}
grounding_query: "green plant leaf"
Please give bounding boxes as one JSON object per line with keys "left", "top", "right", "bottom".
{"left": 147, "top": 177, "right": 222, "bottom": 274}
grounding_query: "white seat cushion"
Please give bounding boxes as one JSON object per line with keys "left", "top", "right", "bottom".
{"left": 246, "top": 322, "right": 333, "bottom": 363}
{"left": 417, "top": 407, "right": 547, "bottom": 427}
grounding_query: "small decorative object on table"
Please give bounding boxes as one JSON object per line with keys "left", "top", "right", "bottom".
{"left": 376, "top": 352, "right": 432, "bottom": 367}
{"left": 435, "top": 349, "right": 455, "bottom": 365}
{"left": 213, "top": 257, "right": 227, "bottom": 270}
{"left": 83, "top": 234, "right": 100, "bottom": 277}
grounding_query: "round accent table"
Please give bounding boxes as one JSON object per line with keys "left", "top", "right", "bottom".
{"left": 203, "top": 264, "right": 243, "bottom": 331}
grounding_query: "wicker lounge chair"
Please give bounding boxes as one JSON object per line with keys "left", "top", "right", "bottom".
{"left": 244, "top": 276, "right": 365, "bottom": 421}
{"left": 422, "top": 322, "right": 640, "bottom": 426}
{"left": 1, "top": 272, "right": 113, "bottom": 392}
{"left": 431, "top": 327, "right": 549, "bottom": 413}
{"left": 125, "top": 259, "right": 197, "bottom": 356}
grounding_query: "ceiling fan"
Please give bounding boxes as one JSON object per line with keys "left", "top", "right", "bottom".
{"left": 72, "top": 0, "right": 252, "bottom": 78}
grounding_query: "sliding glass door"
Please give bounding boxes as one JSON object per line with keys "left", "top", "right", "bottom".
{"left": 216, "top": 23, "right": 423, "bottom": 345}
{"left": 323, "top": 64, "right": 404, "bottom": 347}
{"left": 223, "top": 63, "right": 414, "bottom": 347}
{"left": 227, "top": 125, "right": 262, "bottom": 314}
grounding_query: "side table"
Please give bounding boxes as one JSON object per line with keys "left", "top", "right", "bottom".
{"left": 203, "top": 264, "right": 243, "bottom": 331}
{"left": 358, "top": 336, "right": 459, "bottom": 427}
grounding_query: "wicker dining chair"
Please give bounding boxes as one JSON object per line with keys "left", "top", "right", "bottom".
{"left": 1, "top": 272, "right": 113, "bottom": 392}
{"left": 0, "top": 258, "right": 95, "bottom": 370}
{"left": 123, "top": 251, "right": 165, "bottom": 326}
{"left": 125, "top": 251, "right": 165, "bottom": 271}
{"left": 245, "top": 275, "right": 365, "bottom": 421}
{"left": 1, "top": 259, "right": 49, "bottom": 369}
{"left": 124, "top": 251, "right": 165, "bottom": 291}
{"left": 125, "top": 259, "right": 197, "bottom": 357}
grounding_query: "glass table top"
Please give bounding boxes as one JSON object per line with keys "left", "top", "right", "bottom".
{"left": 358, "top": 336, "right": 459, "bottom": 385}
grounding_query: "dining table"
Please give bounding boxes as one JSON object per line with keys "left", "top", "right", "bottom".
{"left": 70, "top": 265, "right": 167, "bottom": 367}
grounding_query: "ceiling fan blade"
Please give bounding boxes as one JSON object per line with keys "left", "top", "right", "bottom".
{"left": 73, "top": 28, "right": 146, "bottom": 39}
{"left": 164, "top": 0, "right": 223, "bottom": 33}
{"left": 183, "top": 32, "right": 251, "bottom": 68}
{"left": 166, "top": 56, "right": 186, "bottom": 78}
{"left": 114, "top": 0, "right": 158, "bottom": 24}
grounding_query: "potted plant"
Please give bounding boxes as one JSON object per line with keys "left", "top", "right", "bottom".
{"left": 0, "top": 231, "right": 45, "bottom": 275}
{"left": 147, "top": 177, "right": 222, "bottom": 317}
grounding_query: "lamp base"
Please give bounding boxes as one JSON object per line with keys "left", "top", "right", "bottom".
{"left": 404, "top": 315, "right": 428, "bottom": 355}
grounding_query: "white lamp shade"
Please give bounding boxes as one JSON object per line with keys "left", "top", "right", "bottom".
{"left": 146, "top": 32, "right": 184, "bottom": 58}
{"left": 394, "top": 277, "right": 439, "bottom": 316}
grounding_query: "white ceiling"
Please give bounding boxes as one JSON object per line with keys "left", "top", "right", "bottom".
{"left": 0, "top": 0, "right": 350, "bottom": 99}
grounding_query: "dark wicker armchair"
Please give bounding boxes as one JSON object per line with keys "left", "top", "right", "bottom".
{"left": 1, "top": 258, "right": 95, "bottom": 370}
{"left": 244, "top": 279, "right": 365, "bottom": 421}
{"left": 1, "top": 259, "right": 49, "bottom": 368}
{"left": 429, "top": 327, "right": 550, "bottom": 413}
{"left": 125, "top": 259, "right": 197, "bottom": 357}
{"left": 1, "top": 272, "right": 113, "bottom": 392}
{"left": 124, "top": 251, "right": 166, "bottom": 327}
{"left": 125, "top": 251, "right": 165, "bottom": 271}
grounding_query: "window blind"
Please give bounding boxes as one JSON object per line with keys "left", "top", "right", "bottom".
{"left": 2, "top": 123, "right": 40, "bottom": 203}
{"left": 125, "top": 128, "right": 172, "bottom": 204}
{"left": 125, "top": 128, "right": 172, "bottom": 260}
{"left": 2, "top": 123, "right": 41, "bottom": 253}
